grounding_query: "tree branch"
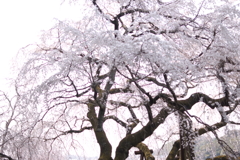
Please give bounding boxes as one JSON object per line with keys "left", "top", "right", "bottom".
{"left": 97, "top": 67, "right": 117, "bottom": 130}
{"left": 178, "top": 92, "right": 229, "bottom": 110}
{"left": 136, "top": 143, "right": 155, "bottom": 160}
{"left": 109, "top": 100, "right": 140, "bottom": 109}
{"left": 145, "top": 77, "right": 166, "bottom": 87}
{"left": 44, "top": 127, "right": 93, "bottom": 141}
{"left": 116, "top": 9, "right": 149, "bottom": 18}
{"left": 166, "top": 122, "right": 227, "bottom": 160}
{"left": 87, "top": 101, "right": 113, "bottom": 160}
{"left": 0, "top": 153, "right": 15, "bottom": 160}
{"left": 109, "top": 87, "right": 133, "bottom": 94}
{"left": 126, "top": 66, "right": 154, "bottom": 122}
{"left": 104, "top": 116, "right": 127, "bottom": 128}
{"left": 115, "top": 108, "right": 172, "bottom": 160}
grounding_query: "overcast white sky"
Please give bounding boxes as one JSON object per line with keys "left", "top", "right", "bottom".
{"left": 0, "top": 0, "right": 84, "bottom": 88}
{"left": 0, "top": 0, "right": 238, "bottom": 87}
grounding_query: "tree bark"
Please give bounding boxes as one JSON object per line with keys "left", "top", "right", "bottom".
{"left": 178, "top": 92, "right": 229, "bottom": 110}
{"left": 87, "top": 102, "right": 113, "bottom": 160}
{"left": 114, "top": 108, "right": 171, "bottom": 160}
{"left": 166, "top": 122, "right": 227, "bottom": 160}
{"left": 166, "top": 140, "right": 180, "bottom": 160}
{"left": 136, "top": 143, "right": 155, "bottom": 160}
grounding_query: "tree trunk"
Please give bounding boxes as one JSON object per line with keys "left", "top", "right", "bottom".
{"left": 87, "top": 102, "right": 113, "bottom": 160}
{"left": 114, "top": 108, "right": 171, "bottom": 160}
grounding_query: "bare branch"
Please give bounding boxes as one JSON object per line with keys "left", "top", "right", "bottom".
{"left": 126, "top": 66, "right": 154, "bottom": 122}
{"left": 45, "top": 126, "right": 93, "bottom": 141}
{"left": 0, "top": 153, "right": 15, "bottom": 160}
{"left": 104, "top": 116, "right": 127, "bottom": 128}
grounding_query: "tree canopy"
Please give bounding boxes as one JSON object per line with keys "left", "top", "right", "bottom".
{"left": 1, "top": 0, "right": 240, "bottom": 160}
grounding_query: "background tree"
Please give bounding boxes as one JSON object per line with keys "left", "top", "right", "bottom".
{"left": 3, "top": 0, "right": 240, "bottom": 159}
{"left": 0, "top": 89, "right": 67, "bottom": 160}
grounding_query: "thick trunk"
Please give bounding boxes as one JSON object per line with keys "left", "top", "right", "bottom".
{"left": 87, "top": 102, "right": 113, "bottom": 160}
{"left": 179, "top": 113, "right": 195, "bottom": 160}
{"left": 95, "top": 130, "right": 113, "bottom": 160}
{"left": 114, "top": 108, "right": 171, "bottom": 160}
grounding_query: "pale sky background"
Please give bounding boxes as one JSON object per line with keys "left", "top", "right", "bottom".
{"left": 0, "top": 0, "right": 238, "bottom": 88}
{"left": 0, "top": 1, "right": 98, "bottom": 157}
{"left": 0, "top": 0, "right": 84, "bottom": 89}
